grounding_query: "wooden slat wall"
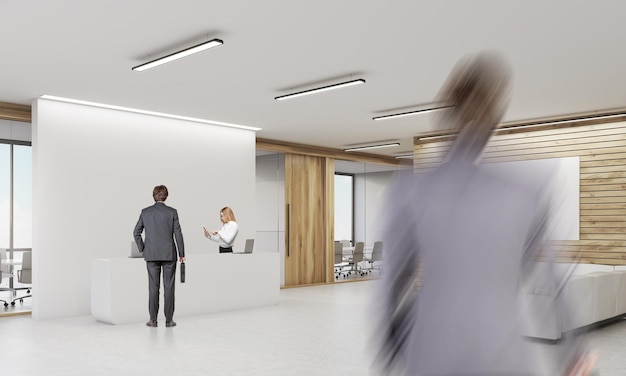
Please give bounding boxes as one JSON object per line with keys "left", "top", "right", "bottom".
{"left": 414, "top": 121, "right": 626, "bottom": 265}
{"left": 0, "top": 102, "right": 31, "bottom": 122}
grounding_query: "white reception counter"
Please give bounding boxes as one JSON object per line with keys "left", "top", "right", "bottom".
{"left": 91, "top": 253, "right": 279, "bottom": 325}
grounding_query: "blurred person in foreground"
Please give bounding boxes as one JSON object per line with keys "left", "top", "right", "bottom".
{"left": 373, "top": 52, "right": 595, "bottom": 375}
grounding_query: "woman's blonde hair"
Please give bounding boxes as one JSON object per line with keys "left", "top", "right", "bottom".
{"left": 220, "top": 207, "right": 236, "bottom": 223}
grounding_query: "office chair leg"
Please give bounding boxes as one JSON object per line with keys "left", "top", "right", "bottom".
{"left": 10, "top": 287, "right": 32, "bottom": 306}
{"left": 11, "top": 295, "right": 31, "bottom": 305}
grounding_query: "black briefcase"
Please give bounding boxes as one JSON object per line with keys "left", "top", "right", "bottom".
{"left": 180, "top": 262, "right": 186, "bottom": 283}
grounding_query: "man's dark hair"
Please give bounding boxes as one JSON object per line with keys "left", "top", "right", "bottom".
{"left": 153, "top": 185, "right": 168, "bottom": 202}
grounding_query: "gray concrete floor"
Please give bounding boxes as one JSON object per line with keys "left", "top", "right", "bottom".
{"left": 0, "top": 280, "right": 622, "bottom": 375}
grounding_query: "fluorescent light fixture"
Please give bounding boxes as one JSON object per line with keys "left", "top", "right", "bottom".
{"left": 275, "top": 79, "right": 365, "bottom": 101}
{"left": 418, "top": 134, "right": 454, "bottom": 141}
{"left": 394, "top": 153, "right": 414, "bottom": 159}
{"left": 39, "top": 95, "right": 261, "bottom": 131}
{"left": 343, "top": 142, "right": 400, "bottom": 152}
{"left": 498, "top": 113, "right": 626, "bottom": 131}
{"left": 373, "top": 105, "right": 452, "bottom": 121}
{"left": 132, "top": 38, "right": 223, "bottom": 72}
{"left": 416, "top": 112, "right": 626, "bottom": 141}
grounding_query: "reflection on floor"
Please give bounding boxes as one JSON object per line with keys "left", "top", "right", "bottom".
{"left": 0, "top": 280, "right": 625, "bottom": 375}
{"left": 334, "top": 265, "right": 382, "bottom": 282}
{"left": 0, "top": 280, "right": 32, "bottom": 317}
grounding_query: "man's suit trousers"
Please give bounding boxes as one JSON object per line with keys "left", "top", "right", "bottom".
{"left": 146, "top": 260, "right": 177, "bottom": 322}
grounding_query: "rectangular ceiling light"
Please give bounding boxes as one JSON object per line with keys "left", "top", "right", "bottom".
{"left": 275, "top": 79, "right": 365, "bottom": 101}
{"left": 343, "top": 142, "right": 400, "bottom": 152}
{"left": 132, "top": 38, "right": 224, "bottom": 72}
{"left": 497, "top": 113, "right": 626, "bottom": 131}
{"left": 373, "top": 105, "right": 452, "bottom": 121}
{"left": 39, "top": 95, "right": 261, "bottom": 131}
{"left": 418, "top": 134, "right": 454, "bottom": 141}
{"left": 394, "top": 153, "right": 414, "bottom": 159}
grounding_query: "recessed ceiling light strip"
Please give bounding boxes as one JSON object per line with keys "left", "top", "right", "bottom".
{"left": 343, "top": 142, "right": 400, "bottom": 152}
{"left": 275, "top": 79, "right": 365, "bottom": 101}
{"left": 373, "top": 105, "right": 452, "bottom": 121}
{"left": 39, "top": 95, "right": 261, "bottom": 131}
{"left": 132, "top": 38, "right": 224, "bottom": 72}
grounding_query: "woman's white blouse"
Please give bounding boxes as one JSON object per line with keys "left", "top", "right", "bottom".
{"left": 207, "top": 221, "right": 238, "bottom": 247}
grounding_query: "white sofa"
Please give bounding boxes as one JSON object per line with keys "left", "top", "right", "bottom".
{"left": 522, "top": 264, "right": 626, "bottom": 341}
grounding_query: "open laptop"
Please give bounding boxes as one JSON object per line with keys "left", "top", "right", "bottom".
{"left": 234, "top": 239, "right": 254, "bottom": 254}
{"left": 129, "top": 241, "right": 143, "bottom": 258}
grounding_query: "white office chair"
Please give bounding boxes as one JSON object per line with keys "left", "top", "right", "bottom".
{"left": 347, "top": 242, "right": 366, "bottom": 277}
{"left": 10, "top": 251, "right": 32, "bottom": 306}
{"left": 365, "top": 241, "right": 383, "bottom": 274}
{"left": 339, "top": 239, "right": 351, "bottom": 248}
{"left": 0, "top": 257, "right": 10, "bottom": 307}
{"left": 334, "top": 242, "right": 349, "bottom": 279}
{"left": 0, "top": 248, "right": 11, "bottom": 275}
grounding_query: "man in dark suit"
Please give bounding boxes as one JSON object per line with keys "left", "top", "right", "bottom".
{"left": 133, "top": 185, "right": 185, "bottom": 328}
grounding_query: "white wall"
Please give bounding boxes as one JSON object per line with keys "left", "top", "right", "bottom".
{"left": 32, "top": 98, "right": 256, "bottom": 319}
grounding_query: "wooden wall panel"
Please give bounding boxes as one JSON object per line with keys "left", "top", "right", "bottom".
{"left": 284, "top": 153, "right": 333, "bottom": 286}
{"left": 257, "top": 138, "right": 400, "bottom": 166}
{"left": 414, "top": 121, "right": 626, "bottom": 264}
{"left": 0, "top": 102, "right": 31, "bottom": 122}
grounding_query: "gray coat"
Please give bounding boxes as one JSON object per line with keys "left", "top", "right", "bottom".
{"left": 379, "top": 161, "right": 556, "bottom": 375}
{"left": 134, "top": 202, "right": 185, "bottom": 261}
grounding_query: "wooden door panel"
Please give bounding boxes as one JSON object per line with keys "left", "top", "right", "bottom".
{"left": 284, "top": 154, "right": 333, "bottom": 286}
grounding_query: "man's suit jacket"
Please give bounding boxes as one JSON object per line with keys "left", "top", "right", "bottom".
{"left": 133, "top": 202, "right": 185, "bottom": 261}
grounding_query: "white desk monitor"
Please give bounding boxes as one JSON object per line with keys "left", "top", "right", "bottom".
{"left": 234, "top": 239, "right": 254, "bottom": 254}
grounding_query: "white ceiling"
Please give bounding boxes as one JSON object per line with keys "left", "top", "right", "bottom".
{"left": 3, "top": 1, "right": 626, "bottom": 157}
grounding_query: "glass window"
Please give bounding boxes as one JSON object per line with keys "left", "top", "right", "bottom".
{"left": 334, "top": 174, "right": 353, "bottom": 242}
{"left": 0, "top": 144, "right": 9, "bottom": 248}
{"left": 13, "top": 145, "right": 32, "bottom": 248}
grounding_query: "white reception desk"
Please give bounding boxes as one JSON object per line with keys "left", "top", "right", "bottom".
{"left": 91, "top": 253, "right": 279, "bottom": 325}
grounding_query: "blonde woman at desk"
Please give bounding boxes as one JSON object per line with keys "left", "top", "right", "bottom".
{"left": 203, "top": 207, "right": 238, "bottom": 253}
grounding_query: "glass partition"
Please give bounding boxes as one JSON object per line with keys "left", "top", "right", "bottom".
{"left": 334, "top": 173, "right": 353, "bottom": 243}
{"left": 255, "top": 151, "right": 285, "bottom": 285}
{"left": 334, "top": 159, "right": 409, "bottom": 281}
{"left": 0, "top": 142, "right": 32, "bottom": 303}
{"left": 13, "top": 145, "right": 32, "bottom": 248}
{"left": 255, "top": 150, "right": 409, "bottom": 285}
{"left": 0, "top": 144, "right": 9, "bottom": 249}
